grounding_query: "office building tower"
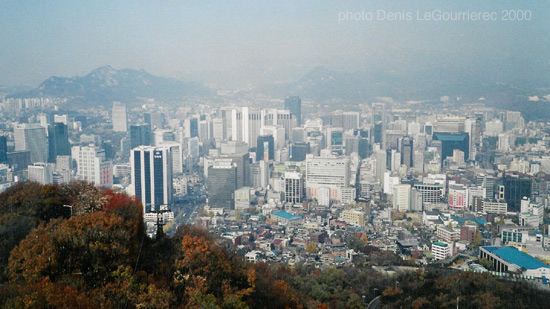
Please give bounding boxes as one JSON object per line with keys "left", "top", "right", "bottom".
{"left": 0, "top": 136, "right": 7, "bottom": 163}
{"left": 72, "top": 145, "right": 113, "bottom": 187}
{"left": 207, "top": 159, "right": 237, "bottom": 209}
{"left": 256, "top": 135, "right": 274, "bottom": 161}
{"left": 47, "top": 122, "right": 70, "bottom": 163}
{"left": 413, "top": 184, "right": 443, "bottom": 208}
{"left": 342, "top": 112, "right": 360, "bottom": 131}
{"left": 326, "top": 127, "right": 344, "bottom": 155}
{"left": 131, "top": 145, "right": 173, "bottom": 212}
{"left": 249, "top": 160, "right": 269, "bottom": 188}
{"left": 112, "top": 102, "right": 128, "bottom": 132}
{"left": 183, "top": 117, "right": 199, "bottom": 138}
{"left": 448, "top": 183, "right": 468, "bottom": 210}
{"left": 432, "top": 132, "right": 469, "bottom": 163}
{"left": 7, "top": 151, "right": 31, "bottom": 171}
{"left": 212, "top": 118, "right": 226, "bottom": 140}
{"left": 28, "top": 163, "right": 53, "bottom": 184}
{"left": 289, "top": 142, "right": 310, "bottom": 162}
{"left": 145, "top": 112, "right": 165, "bottom": 129}
{"left": 284, "top": 171, "right": 303, "bottom": 204}
{"left": 503, "top": 172, "right": 532, "bottom": 212}
{"left": 14, "top": 123, "right": 48, "bottom": 163}
{"left": 400, "top": 136, "right": 413, "bottom": 168}
{"left": 161, "top": 142, "right": 183, "bottom": 174}
{"left": 284, "top": 96, "right": 302, "bottom": 126}
{"left": 227, "top": 152, "right": 250, "bottom": 187}
{"left": 291, "top": 127, "right": 306, "bottom": 143}
{"left": 130, "top": 124, "right": 151, "bottom": 148}
{"left": 306, "top": 155, "right": 350, "bottom": 202}
{"left": 198, "top": 119, "right": 212, "bottom": 143}
{"left": 393, "top": 184, "right": 411, "bottom": 212}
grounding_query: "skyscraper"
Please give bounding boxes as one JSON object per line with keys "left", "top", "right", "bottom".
{"left": 48, "top": 122, "right": 70, "bottom": 163}
{"left": 130, "top": 124, "right": 151, "bottom": 149}
{"left": 131, "top": 145, "right": 173, "bottom": 213}
{"left": 28, "top": 163, "right": 53, "bottom": 184}
{"left": 432, "top": 132, "right": 469, "bottom": 163}
{"left": 284, "top": 96, "right": 302, "bottom": 126}
{"left": 112, "top": 102, "right": 128, "bottom": 132}
{"left": 284, "top": 171, "right": 303, "bottom": 204}
{"left": 0, "top": 136, "right": 7, "bottom": 163}
{"left": 256, "top": 135, "right": 274, "bottom": 161}
{"left": 400, "top": 136, "right": 413, "bottom": 168}
{"left": 71, "top": 145, "right": 113, "bottom": 187}
{"left": 207, "top": 159, "right": 237, "bottom": 209}
{"left": 14, "top": 123, "right": 48, "bottom": 163}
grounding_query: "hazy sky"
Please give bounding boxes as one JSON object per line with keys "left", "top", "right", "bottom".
{"left": 0, "top": 0, "right": 548, "bottom": 87}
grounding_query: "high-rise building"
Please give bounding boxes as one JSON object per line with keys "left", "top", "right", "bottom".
{"left": 284, "top": 171, "right": 303, "bottom": 204}
{"left": 0, "top": 136, "right": 7, "bottom": 163}
{"left": 47, "top": 122, "right": 70, "bottom": 163}
{"left": 326, "top": 127, "right": 344, "bottom": 155}
{"left": 130, "top": 124, "right": 151, "bottom": 148}
{"left": 184, "top": 117, "right": 199, "bottom": 138}
{"left": 112, "top": 102, "right": 128, "bottom": 132}
{"left": 503, "top": 172, "right": 532, "bottom": 212}
{"left": 393, "top": 184, "right": 411, "bottom": 212}
{"left": 14, "top": 123, "right": 48, "bottom": 163}
{"left": 400, "top": 136, "right": 413, "bottom": 168}
{"left": 145, "top": 112, "right": 165, "bottom": 129}
{"left": 212, "top": 118, "right": 226, "bottom": 140}
{"left": 131, "top": 145, "right": 173, "bottom": 212}
{"left": 306, "top": 155, "right": 350, "bottom": 202}
{"left": 7, "top": 151, "right": 31, "bottom": 171}
{"left": 432, "top": 132, "right": 469, "bottom": 163}
{"left": 28, "top": 163, "right": 53, "bottom": 184}
{"left": 71, "top": 145, "right": 113, "bottom": 187}
{"left": 289, "top": 142, "right": 310, "bottom": 162}
{"left": 256, "top": 135, "right": 274, "bottom": 161}
{"left": 342, "top": 112, "right": 360, "bottom": 131}
{"left": 207, "top": 159, "right": 237, "bottom": 209}
{"left": 284, "top": 96, "right": 302, "bottom": 126}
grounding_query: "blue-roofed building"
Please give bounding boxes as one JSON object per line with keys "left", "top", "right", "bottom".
{"left": 272, "top": 210, "right": 302, "bottom": 225}
{"left": 480, "top": 246, "right": 550, "bottom": 278}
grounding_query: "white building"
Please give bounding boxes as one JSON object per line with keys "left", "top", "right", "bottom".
{"left": 28, "top": 163, "right": 53, "bottom": 184}
{"left": 306, "top": 154, "right": 350, "bottom": 203}
{"left": 393, "top": 184, "right": 411, "bottom": 212}
{"left": 112, "top": 102, "right": 128, "bottom": 132}
{"left": 71, "top": 145, "right": 113, "bottom": 187}
{"left": 432, "top": 241, "right": 452, "bottom": 260}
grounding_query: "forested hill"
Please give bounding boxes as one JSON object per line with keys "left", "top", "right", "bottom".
{"left": 0, "top": 182, "right": 548, "bottom": 308}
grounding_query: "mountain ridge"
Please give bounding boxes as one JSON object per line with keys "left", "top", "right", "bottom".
{"left": 10, "top": 65, "right": 212, "bottom": 105}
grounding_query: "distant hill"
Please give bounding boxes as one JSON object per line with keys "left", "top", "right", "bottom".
{"left": 10, "top": 65, "right": 212, "bottom": 105}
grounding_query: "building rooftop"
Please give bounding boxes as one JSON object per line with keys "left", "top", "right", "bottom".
{"left": 272, "top": 211, "right": 302, "bottom": 221}
{"left": 482, "top": 246, "right": 550, "bottom": 270}
{"left": 433, "top": 241, "right": 448, "bottom": 247}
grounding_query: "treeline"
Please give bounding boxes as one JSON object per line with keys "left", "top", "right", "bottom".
{"left": 0, "top": 182, "right": 549, "bottom": 308}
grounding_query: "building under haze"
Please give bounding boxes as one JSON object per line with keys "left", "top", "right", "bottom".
{"left": 14, "top": 123, "right": 48, "bottom": 163}
{"left": 112, "top": 102, "right": 128, "bottom": 132}
{"left": 284, "top": 96, "right": 302, "bottom": 126}
{"left": 207, "top": 159, "right": 237, "bottom": 209}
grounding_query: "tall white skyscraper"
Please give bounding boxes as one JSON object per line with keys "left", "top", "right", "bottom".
{"left": 71, "top": 145, "right": 113, "bottom": 187}
{"left": 131, "top": 146, "right": 173, "bottom": 212}
{"left": 112, "top": 102, "right": 128, "bottom": 132}
{"left": 14, "top": 123, "right": 48, "bottom": 163}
